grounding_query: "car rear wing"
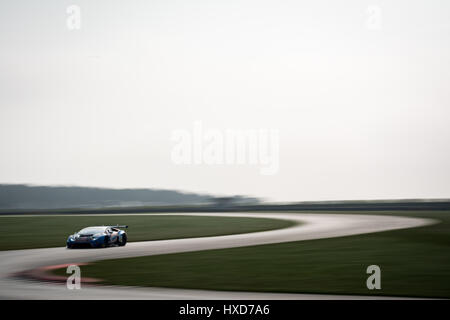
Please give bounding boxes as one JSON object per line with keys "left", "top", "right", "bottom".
{"left": 109, "top": 225, "right": 128, "bottom": 229}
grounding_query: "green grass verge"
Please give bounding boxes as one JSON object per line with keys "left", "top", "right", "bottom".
{"left": 0, "top": 215, "right": 294, "bottom": 251}
{"left": 61, "top": 211, "right": 450, "bottom": 298}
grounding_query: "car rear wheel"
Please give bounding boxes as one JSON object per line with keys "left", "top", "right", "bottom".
{"left": 118, "top": 234, "right": 127, "bottom": 246}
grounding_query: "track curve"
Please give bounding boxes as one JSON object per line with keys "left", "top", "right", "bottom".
{"left": 0, "top": 212, "right": 436, "bottom": 299}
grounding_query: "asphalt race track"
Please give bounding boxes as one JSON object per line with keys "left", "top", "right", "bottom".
{"left": 0, "top": 213, "right": 436, "bottom": 299}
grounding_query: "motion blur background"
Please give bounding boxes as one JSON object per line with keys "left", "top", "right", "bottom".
{"left": 1, "top": 1, "right": 450, "bottom": 300}
{"left": 1, "top": 0, "right": 449, "bottom": 202}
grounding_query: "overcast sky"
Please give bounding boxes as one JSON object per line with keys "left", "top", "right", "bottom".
{"left": 1, "top": 0, "right": 449, "bottom": 202}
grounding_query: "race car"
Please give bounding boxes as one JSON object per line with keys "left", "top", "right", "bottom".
{"left": 66, "top": 225, "right": 128, "bottom": 248}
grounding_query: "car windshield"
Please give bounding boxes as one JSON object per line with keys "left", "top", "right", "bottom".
{"left": 78, "top": 227, "right": 106, "bottom": 234}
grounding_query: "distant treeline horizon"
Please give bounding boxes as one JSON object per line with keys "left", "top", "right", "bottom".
{"left": 0, "top": 184, "right": 260, "bottom": 210}
{"left": 0, "top": 184, "right": 448, "bottom": 212}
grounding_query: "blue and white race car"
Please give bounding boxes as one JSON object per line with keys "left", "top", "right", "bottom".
{"left": 66, "top": 225, "right": 128, "bottom": 248}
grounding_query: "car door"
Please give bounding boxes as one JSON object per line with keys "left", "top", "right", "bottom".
{"left": 108, "top": 227, "right": 119, "bottom": 243}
